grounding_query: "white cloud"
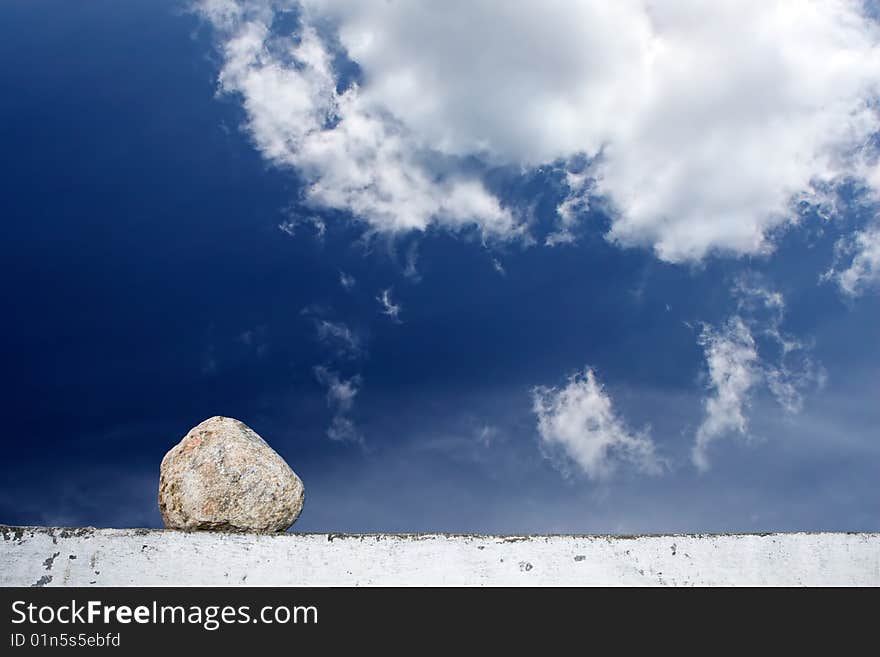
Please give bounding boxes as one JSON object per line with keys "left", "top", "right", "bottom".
{"left": 197, "top": 0, "right": 880, "bottom": 262}
{"left": 315, "top": 319, "right": 361, "bottom": 358}
{"left": 377, "top": 288, "right": 401, "bottom": 322}
{"left": 278, "top": 219, "right": 296, "bottom": 237}
{"left": 693, "top": 317, "right": 761, "bottom": 471}
{"left": 403, "top": 242, "right": 420, "bottom": 281}
{"left": 326, "top": 416, "right": 360, "bottom": 444}
{"left": 693, "top": 282, "right": 824, "bottom": 470}
{"left": 278, "top": 214, "right": 326, "bottom": 239}
{"left": 238, "top": 325, "right": 269, "bottom": 356}
{"left": 338, "top": 271, "right": 356, "bottom": 291}
{"left": 198, "top": 1, "right": 519, "bottom": 241}
{"left": 476, "top": 424, "right": 499, "bottom": 447}
{"left": 532, "top": 368, "right": 663, "bottom": 480}
{"left": 314, "top": 365, "right": 363, "bottom": 443}
{"left": 732, "top": 279, "right": 785, "bottom": 317}
{"left": 314, "top": 365, "right": 359, "bottom": 411}
{"left": 311, "top": 216, "right": 326, "bottom": 239}
{"left": 823, "top": 224, "right": 880, "bottom": 296}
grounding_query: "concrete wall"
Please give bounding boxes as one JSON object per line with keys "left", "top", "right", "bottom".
{"left": 2, "top": 526, "right": 878, "bottom": 586}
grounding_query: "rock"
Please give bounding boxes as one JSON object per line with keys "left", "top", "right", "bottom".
{"left": 158, "top": 416, "right": 304, "bottom": 533}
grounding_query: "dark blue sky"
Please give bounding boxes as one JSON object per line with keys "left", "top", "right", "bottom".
{"left": 1, "top": 0, "right": 878, "bottom": 533}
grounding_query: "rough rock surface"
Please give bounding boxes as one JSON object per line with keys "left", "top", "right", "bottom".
{"left": 158, "top": 416, "right": 304, "bottom": 533}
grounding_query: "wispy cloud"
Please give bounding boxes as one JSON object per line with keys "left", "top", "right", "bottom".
{"left": 532, "top": 368, "right": 663, "bottom": 480}
{"left": 325, "top": 416, "right": 361, "bottom": 444}
{"left": 278, "top": 214, "right": 326, "bottom": 240}
{"left": 377, "top": 288, "right": 402, "bottom": 323}
{"left": 238, "top": 325, "right": 269, "bottom": 357}
{"left": 201, "top": 343, "right": 218, "bottom": 376}
{"left": 693, "top": 280, "right": 824, "bottom": 470}
{"left": 315, "top": 319, "right": 362, "bottom": 359}
{"left": 402, "top": 241, "right": 421, "bottom": 281}
{"left": 314, "top": 365, "right": 363, "bottom": 444}
{"left": 693, "top": 317, "right": 761, "bottom": 471}
{"left": 823, "top": 225, "right": 880, "bottom": 297}
{"left": 476, "top": 424, "right": 499, "bottom": 447}
{"left": 338, "top": 271, "right": 356, "bottom": 291}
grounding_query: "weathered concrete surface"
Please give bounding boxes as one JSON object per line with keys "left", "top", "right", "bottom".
{"left": 1, "top": 526, "right": 878, "bottom": 586}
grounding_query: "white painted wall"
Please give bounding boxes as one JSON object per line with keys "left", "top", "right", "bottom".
{"left": 2, "top": 526, "right": 878, "bottom": 586}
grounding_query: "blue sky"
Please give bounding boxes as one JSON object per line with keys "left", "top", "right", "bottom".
{"left": 1, "top": 0, "right": 879, "bottom": 533}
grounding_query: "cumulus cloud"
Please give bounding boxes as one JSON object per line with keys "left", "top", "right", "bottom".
{"left": 197, "top": 0, "right": 519, "bottom": 241}
{"left": 314, "top": 365, "right": 363, "bottom": 443}
{"left": 532, "top": 368, "right": 663, "bottom": 480}
{"left": 197, "top": 0, "right": 880, "bottom": 262}
{"left": 376, "top": 288, "right": 401, "bottom": 322}
{"left": 693, "top": 282, "right": 824, "bottom": 470}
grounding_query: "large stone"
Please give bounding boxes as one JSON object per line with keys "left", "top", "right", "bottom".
{"left": 158, "top": 416, "right": 304, "bottom": 533}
